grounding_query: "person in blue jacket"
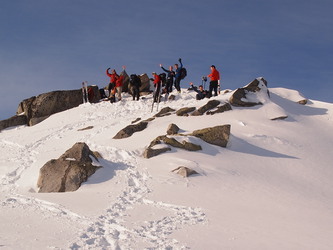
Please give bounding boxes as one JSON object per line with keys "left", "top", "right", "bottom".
{"left": 174, "top": 58, "right": 183, "bottom": 93}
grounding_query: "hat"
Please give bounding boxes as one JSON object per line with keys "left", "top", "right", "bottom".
{"left": 211, "top": 65, "right": 216, "bottom": 68}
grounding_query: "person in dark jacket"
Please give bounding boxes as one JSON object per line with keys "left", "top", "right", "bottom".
{"left": 160, "top": 64, "right": 175, "bottom": 93}
{"left": 189, "top": 82, "right": 208, "bottom": 100}
{"left": 174, "top": 58, "right": 183, "bottom": 93}
{"left": 129, "top": 74, "right": 141, "bottom": 101}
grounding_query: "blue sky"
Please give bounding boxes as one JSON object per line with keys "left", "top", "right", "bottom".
{"left": 1, "top": 0, "right": 332, "bottom": 120}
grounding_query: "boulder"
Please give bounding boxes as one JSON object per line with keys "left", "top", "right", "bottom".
{"left": 148, "top": 135, "right": 202, "bottom": 152}
{"left": 0, "top": 114, "right": 27, "bottom": 131}
{"left": 113, "top": 121, "right": 148, "bottom": 139}
{"left": 229, "top": 77, "right": 269, "bottom": 107}
{"left": 154, "top": 107, "right": 176, "bottom": 117}
{"left": 143, "top": 146, "right": 171, "bottom": 159}
{"left": 120, "top": 70, "right": 130, "bottom": 92}
{"left": 167, "top": 123, "right": 180, "bottom": 135}
{"left": 298, "top": 99, "right": 308, "bottom": 105}
{"left": 168, "top": 94, "right": 176, "bottom": 101}
{"left": 191, "top": 125, "right": 231, "bottom": 147}
{"left": 206, "top": 103, "right": 232, "bottom": 115}
{"left": 176, "top": 107, "right": 196, "bottom": 116}
{"left": 191, "top": 100, "right": 221, "bottom": 116}
{"left": 139, "top": 73, "right": 151, "bottom": 92}
{"left": 172, "top": 166, "right": 199, "bottom": 177}
{"left": 15, "top": 87, "right": 101, "bottom": 127}
{"left": 37, "top": 142, "right": 101, "bottom": 192}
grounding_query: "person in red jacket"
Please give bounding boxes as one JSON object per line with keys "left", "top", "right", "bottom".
{"left": 115, "top": 74, "right": 124, "bottom": 101}
{"left": 152, "top": 72, "right": 161, "bottom": 102}
{"left": 207, "top": 65, "right": 220, "bottom": 97}
{"left": 106, "top": 68, "right": 119, "bottom": 97}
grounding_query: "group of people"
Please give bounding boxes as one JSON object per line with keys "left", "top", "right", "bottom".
{"left": 104, "top": 58, "right": 221, "bottom": 103}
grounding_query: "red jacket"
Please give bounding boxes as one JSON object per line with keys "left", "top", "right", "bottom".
{"left": 116, "top": 75, "right": 124, "bottom": 87}
{"left": 106, "top": 69, "right": 119, "bottom": 83}
{"left": 153, "top": 74, "right": 161, "bottom": 86}
{"left": 208, "top": 68, "right": 220, "bottom": 81}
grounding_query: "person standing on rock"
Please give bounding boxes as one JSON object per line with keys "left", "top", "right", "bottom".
{"left": 207, "top": 65, "right": 220, "bottom": 97}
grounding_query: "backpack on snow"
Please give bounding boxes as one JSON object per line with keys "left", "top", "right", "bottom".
{"left": 180, "top": 67, "right": 187, "bottom": 80}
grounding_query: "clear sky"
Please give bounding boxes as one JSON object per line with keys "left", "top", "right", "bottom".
{"left": 1, "top": 0, "right": 332, "bottom": 120}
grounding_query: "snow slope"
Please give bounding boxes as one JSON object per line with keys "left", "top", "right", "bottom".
{"left": 1, "top": 84, "right": 333, "bottom": 249}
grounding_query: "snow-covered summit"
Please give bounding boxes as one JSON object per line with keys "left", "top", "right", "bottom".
{"left": 1, "top": 85, "right": 333, "bottom": 249}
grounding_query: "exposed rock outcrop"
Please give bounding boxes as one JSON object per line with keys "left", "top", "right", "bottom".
{"left": 0, "top": 114, "right": 27, "bottom": 131}
{"left": 167, "top": 123, "right": 180, "bottom": 135}
{"left": 191, "top": 125, "right": 231, "bottom": 147}
{"left": 176, "top": 107, "right": 196, "bottom": 116}
{"left": 15, "top": 86, "right": 101, "bottom": 127}
{"left": 191, "top": 100, "right": 221, "bottom": 116}
{"left": 229, "top": 77, "right": 269, "bottom": 107}
{"left": 143, "top": 134, "right": 202, "bottom": 159}
{"left": 37, "top": 142, "right": 101, "bottom": 193}
{"left": 143, "top": 147, "right": 171, "bottom": 159}
{"left": 154, "top": 107, "right": 176, "bottom": 117}
{"left": 172, "top": 166, "right": 199, "bottom": 177}
{"left": 206, "top": 103, "right": 232, "bottom": 115}
{"left": 113, "top": 121, "right": 149, "bottom": 139}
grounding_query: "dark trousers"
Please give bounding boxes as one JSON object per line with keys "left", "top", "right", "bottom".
{"left": 132, "top": 86, "right": 140, "bottom": 100}
{"left": 166, "top": 79, "right": 173, "bottom": 93}
{"left": 108, "top": 82, "right": 115, "bottom": 94}
{"left": 154, "top": 83, "right": 161, "bottom": 102}
{"left": 174, "top": 78, "right": 181, "bottom": 92}
{"left": 209, "top": 80, "right": 218, "bottom": 96}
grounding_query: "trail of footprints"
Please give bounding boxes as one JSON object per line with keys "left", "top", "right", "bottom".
{"left": 70, "top": 165, "right": 206, "bottom": 249}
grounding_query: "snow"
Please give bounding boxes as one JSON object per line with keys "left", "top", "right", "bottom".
{"left": 1, "top": 86, "right": 333, "bottom": 249}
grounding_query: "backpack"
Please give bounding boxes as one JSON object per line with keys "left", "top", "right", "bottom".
{"left": 159, "top": 73, "right": 167, "bottom": 86}
{"left": 180, "top": 67, "right": 187, "bottom": 80}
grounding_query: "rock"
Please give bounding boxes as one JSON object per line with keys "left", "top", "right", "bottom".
{"left": 168, "top": 94, "right": 176, "bottom": 100}
{"left": 154, "top": 107, "right": 176, "bottom": 117}
{"left": 120, "top": 70, "right": 130, "bottom": 93}
{"left": 176, "top": 107, "right": 196, "bottom": 116}
{"left": 77, "top": 126, "right": 94, "bottom": 131}
{"left": 143, "top": 146, "right": 171, "bottom": 159}
{"left": 16, "top": 87, "right": 101, "bottom": 127}
{"left": 191, "top": 100, "right": 221, "bottom": 116}
{"left": 271, "top": 116, "right": 288, "bottom": 121}
{"left": 131, "top": 118, "right": 141, "bottom": 124}
{"left": 206, "top": 103, "right": 232, "bottom": 115}
{"left": 229, "top": 77, "right": 269, "bottom": 107}
{"left": 191, "top": 125, "right": 231, "bottom": 147}
{"left": 149, "top": 135, "right": 202, "bottom": 152}
{"left": 182, "top": 141, "right": 202, "bottom": 151}
{"left": 0, "top": 114, "right": 27, "bottom": 131}
{"left": 298, "top": 99, "right": 308, "bottom": 105}
{"left": 37, "top": 142, "right": 101, "bottom": 192}
{"left": 113, "top": 121, "right": 148, "bottom": 139}
{"left": 167, "top": 123, "right": 180, "bottom": 135}
{"left": 172, "top": 166, "right": 199, "bottom": 177}
{"left": 139, "top": 73, "right": 151, "bottom": 92}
